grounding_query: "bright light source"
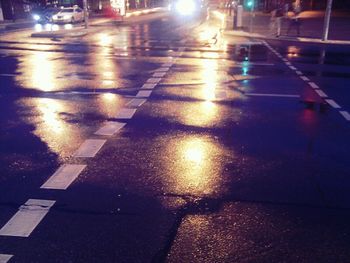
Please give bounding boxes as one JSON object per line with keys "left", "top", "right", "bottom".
{"left": 176, "top": 0, "right": 196, "bottom": 16}
{"left": 52, "top": 24, "right": 59, "bottom": 31}
{"left": 34, "top": 24, "right": 43, "bottom": 32}
{"left": 33, "top": 14, "right": 40, "bottom": 21}
{"left": 64, "top": 24, "right": 73, "bottom": 30}
{"left": 45, "top": 23, "right": 52, "bottom": 31}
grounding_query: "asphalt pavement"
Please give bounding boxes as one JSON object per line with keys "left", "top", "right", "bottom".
{"left": 0, "top": 8, "right": 350, "bottom": 263}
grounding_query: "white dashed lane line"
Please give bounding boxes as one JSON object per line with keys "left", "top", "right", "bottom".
{"left": 115, "top": 108, "right": 137, "bottom": 119}
{"left": 74, "top": 139, "right": 106, "bottom": 158}
{"left": 146, "top": 78, "right": 162, "bottom": 84}
{"left": 340, "top": 111, "right": 350, "bottom": 121}
{"left": 136, "top": 90, "right": 152, "bottom": 98}
{"left": 325, "top": 99, "right": 341, "bottom": 109}
{"left": 141, "top": 83, "right": 157, "bottom": 90}
{"left": 162, "top": 62, "right": 173, "bottom": 67}
{"left": 245, "top": 93, "right": 300, "bottom": 98}
{"left": 153, "top": 72, "right": 167, "bottom": 78}
{"left": 308, "top": 82, "right": 320, "bottom": 89}
{"left": 95, "top": 122, "right": 126, "bottom": 136}
{"left": 295, "top": 71, "right": 303, "bottom": 75}
{"left": 300, "top": 76, "right": 310, "bottom": 82}
{"left": 155, "top": 67, "right": 170, "bottom": 72}
{"left": 0, "top": 199, "right": 55, "bottom": 237}
{"left": 0, "top": 254, "right": 13, "bottom": 263}
{"left": 127, "top": 98, "right": 147, "bottom": 107}
{"left": 41, "top": 164, "right": 86, "bottom": 190}
{"left": 314, "top": 89, "right": 328, "bottom": 98}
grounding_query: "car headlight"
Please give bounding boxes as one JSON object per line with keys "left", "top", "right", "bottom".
{"left": 52, "top": 15, "right": 58, "bottom": 19}
{"left": 176, "top": 0, "right": 196, "bottom": 15}
{"left": 33, "top": 14, "right": 40, "bottom": 21}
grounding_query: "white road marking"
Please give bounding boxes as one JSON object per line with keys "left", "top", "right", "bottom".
{"left": 340, "top": 111, "right": 350, "bottom": 121}
{"left": 127, "top": 98, "right": 147, "bottom": 107}
{"left": 325, "top": 99, "right": 341, "bottom": 109}
{"left": 116, "top": 108, "right": 137, "bottom": 119}
{"left": 300, "top": 76, "right": 310, "bottom": 82}
{"left": 282, "top": 58, "right": 288, "bottom": 62}
{"left": 41, "top": 164, "right": 86, "bottom": 190}
{"left": 95, "top": 122, "right": 126, "bottom": 136}
{"left": 74, "top": 139, "right": 106, "bottom": 158}
{"left": 0, "top": 199, "right": 55, "bottom": 237}
{"left": 314, "top": 89, "right": 328, "bottom": 98}
{"left": 285, "top": 62, "right": 291, "bottom": 66}
{"left": 155, "top": 67, "right": 170, "bottom": 72}
{"left": 162, "top": 63, "right": 173, "bottom": 67}
{"left": 309, "top": 82, "right": 320, "bottom": 89}
{"left": 141, "top": 83, "right": 157, "bottom": 90}
{"left": 0, "top": 74, "right": 17, "bottom": 77}
{"left": 136, "top": 90, "right": 152, "bottom": 97}
{"left": 245, "top": 93, "right": 300, "bottom": 98}
{"left": 289, "top": 66, "right": 297, "bottom": 70}
{"left": 0, "top": 254, "right": 13, "bottom": 263}
{"left": 147, "top": 78, "right": 162, "bottom": 84}
{"left": 296, "top": 71, "right": 303, "bottom": 75}
{"left": 153, "top": 72, "right": 166, "bottom": 78}
{"left": 235, "top": 62, "right": 274, "bottom": 66}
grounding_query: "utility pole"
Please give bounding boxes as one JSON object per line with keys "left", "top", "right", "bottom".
{"left": 322, "top": 0, "right": 333, "bottom": 41}
{"left": 83, "top": 0, "right": 89, "bottom": 29}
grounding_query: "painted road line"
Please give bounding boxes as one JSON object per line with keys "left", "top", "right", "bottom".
{"left": 309, "top": 82, "right": 319, "bottom": 89}
{"left": 141, "top": 83, "right": 157, "bottom": 90}
{"left": 162, "top": 63, "right": 173, "bottom": 67}
{"left": 314, "top": 89, "right": 328, "bottom": 98}
{"left": 285, "top": 62, "right": 291, "bottom": 66}
{"left": 95, "top": 122, "right": 126, "bottom": 136}
{"left": 300, "top": 76, "right": 310, "bottom": 82}
{"left": 282, "top": 58, "right": 288, "bottom": 62}
{"left": 0, "top": 74, "right": 17, "bottom": 77}
{"left": 340, "top": 111, "right": 350, "bottom": 121}
{"left": 245, "top": 93, "right": 300, "bottom": 98}
{"left": 74, "top": 139, "right": 106, "bottom": 158}
{"left": 153, "top": 72, "right": 166, "bottom": 78}
{"left": 147, "top": 78, "right": 162, "bottom": 84}
{"left": 0, "top": 199, "right": 55, "bottom": 237}
{"left": 116, "top": 108, "right": 137, "bottom": 119}
{"left": 41, "top": 164, "right": 86, "bottom": 190}
{"left": 0, "top": 254, "right": 13, "bottom": 263}
{"left": 296, "top": 71, "right": 303, "bottom": 75}
{"left": 289, "top": 66, "right": 297, "bottom": 70}
{"left": 155, "top": 67, "right": 170, "bottom": 72}
{"left": 325, "top": 99, "right": 341, "bottom": 109}
{"left": 127, "top": 98, "right": 147, "bottom": 107}
{"left": 136, "top": 90, "right": 152, "bottom": 97}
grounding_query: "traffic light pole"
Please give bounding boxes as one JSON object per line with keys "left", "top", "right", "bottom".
{"left": 322, "top": 0, "right": 333, "bottom": 41}
{"left": 83, "top": 0, "right": 89, "bottom": 29}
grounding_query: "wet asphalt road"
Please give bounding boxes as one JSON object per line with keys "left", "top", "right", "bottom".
{"left": 1, "top": 10, "right": 350, "bottom": 263}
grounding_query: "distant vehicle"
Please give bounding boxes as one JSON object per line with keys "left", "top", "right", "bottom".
{"left": 32, "top": 6, "right": 61, "bottom": 24}
{"left": 52, "top": 6, "right": 85, "bottom": 23}
{"left": 169, "top": 0, "right": 207, "bottom": 17}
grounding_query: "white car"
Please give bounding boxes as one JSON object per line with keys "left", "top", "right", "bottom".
{"left": 52, "top": 6, "right": 84, "bottom": 23}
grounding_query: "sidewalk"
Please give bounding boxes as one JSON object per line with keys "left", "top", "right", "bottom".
{"left": 223, "top": 10, "right": 350, "bottom": 45}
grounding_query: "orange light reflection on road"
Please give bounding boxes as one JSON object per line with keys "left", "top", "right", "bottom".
{"left": 20, "top": 52, "right": 56, "bottom": 91}
{"left": 163, "top": 137, "right": 225, "bottom": 196}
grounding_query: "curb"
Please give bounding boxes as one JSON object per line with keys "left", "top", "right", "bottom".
{"left": 223, "top": 30, "right": 350, "bottom": 46}
{"left": 31, "top": 30, "right": 88, "bottom": 38}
